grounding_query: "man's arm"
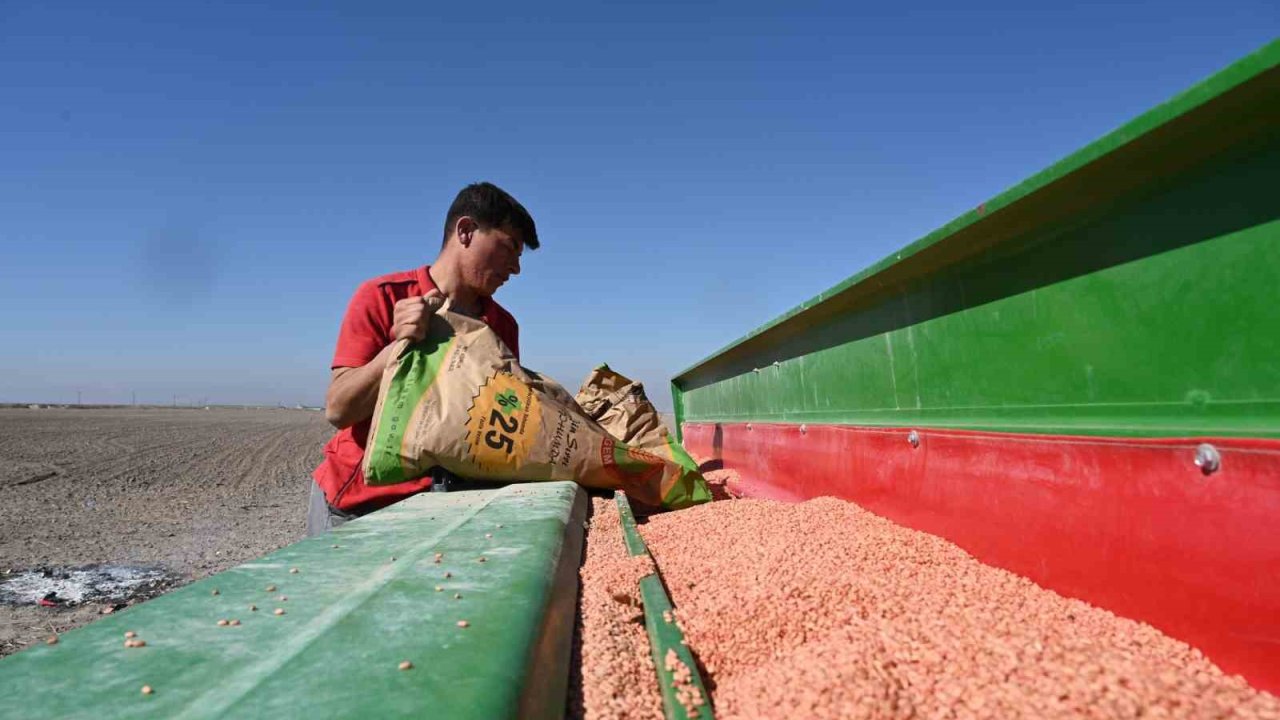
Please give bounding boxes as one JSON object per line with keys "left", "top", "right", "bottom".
{"left": 324, "top": 344, "right": 398, "bottom": 429}
{"left": 324, "top": 291, "right": 443, "bottom": 429}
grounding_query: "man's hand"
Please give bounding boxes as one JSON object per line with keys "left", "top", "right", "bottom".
{"left": 392, "top": 290, "right": 444, "bottom": 343}
{"left": 325, "top": 291, "right": 445, "bottom": 429}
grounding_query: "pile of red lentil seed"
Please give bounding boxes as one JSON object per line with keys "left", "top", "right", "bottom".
{"left": 631, "top": 490, "right": 1280, "bottom": 720}
{"left": 571, "top": 497, "right": 664, "bottom": 720}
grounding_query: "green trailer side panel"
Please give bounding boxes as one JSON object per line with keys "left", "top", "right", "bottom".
{"left": 0, "top": 483, "right": 586, "bottom": 720}
{"left": 673, "top": 42, "right": 1280, "bottom": 439}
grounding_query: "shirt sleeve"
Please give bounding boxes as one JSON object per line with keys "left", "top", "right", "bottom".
{"left": 331, "top": 281, "right": 393, "bottom": 369}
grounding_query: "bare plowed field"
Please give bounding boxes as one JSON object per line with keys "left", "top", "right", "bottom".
{"left": 0, "top": 407, "right": 332, "bottom": 655}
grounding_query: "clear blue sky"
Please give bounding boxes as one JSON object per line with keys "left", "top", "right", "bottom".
{"left": 1, "top": 2, "right": 1274, "bottom": 410}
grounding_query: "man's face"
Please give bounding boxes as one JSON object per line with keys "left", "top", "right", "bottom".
{"left": 458, "top": 221, "right": 523, "bottom": 297}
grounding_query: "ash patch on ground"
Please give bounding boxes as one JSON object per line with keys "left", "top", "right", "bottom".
{"left": 0, "top": 564, "right": 177, "bottom": 607}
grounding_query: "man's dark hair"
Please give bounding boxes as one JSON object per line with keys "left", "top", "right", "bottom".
{"left": 442, "top": 182, "right": 539, "bottom": 250}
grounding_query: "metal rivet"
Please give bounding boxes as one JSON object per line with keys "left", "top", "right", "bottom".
{"left": 907, "top": 430, "right": 920, "bottom": 448}
{"left": 1194, "top": 443, "right": 1221, "bottom": 475}
{"left": 799, "top": 424, "right": 807, "bottom": 435}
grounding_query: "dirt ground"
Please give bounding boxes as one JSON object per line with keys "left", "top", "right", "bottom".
{"left": 0, "top": 407, "right": 332, "bottom": 656}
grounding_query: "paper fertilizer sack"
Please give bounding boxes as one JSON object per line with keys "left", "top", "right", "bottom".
{"left": 574, "top": 363, "right": 698, "bottom": 473}
{"left": 362, "top": 301, "right": 711, "bottom": 510}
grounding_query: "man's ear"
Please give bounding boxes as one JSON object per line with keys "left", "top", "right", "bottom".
{"left": 454, "top": 216, "right": 478, "bottom": 247}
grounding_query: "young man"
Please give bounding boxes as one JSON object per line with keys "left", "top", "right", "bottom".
{"left": 309, "top": 182, "right": 538, "bottom": 535}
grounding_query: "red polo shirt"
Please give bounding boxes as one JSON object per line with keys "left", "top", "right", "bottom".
{"left": 313, "top": 265, "right": 520, "bottom": 513}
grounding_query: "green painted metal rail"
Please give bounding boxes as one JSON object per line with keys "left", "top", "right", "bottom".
{"left": 0, "top": 482, "right": 586, "bottom": 720}
{"left": 672, "top": 40, "right": 1280, "bottom": 440}
{"left": 616, "top": 493, "right": 714, "bottom": 720}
